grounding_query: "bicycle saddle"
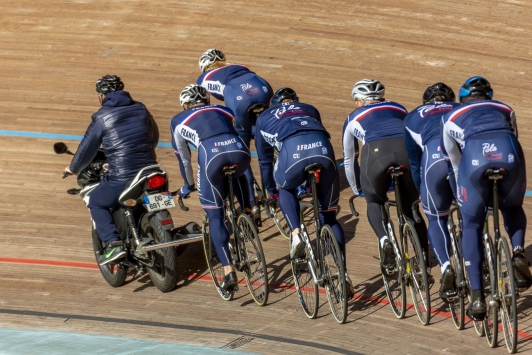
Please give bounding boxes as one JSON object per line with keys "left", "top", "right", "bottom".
{"left": 484, "top": 168, "right": 507, "bottom": 179}
{"left": 304, "top": 163, "right": 323, "bottom": 173}
{"left": 222, "top": 164, "right": 239, "bottom": 175}
{"left": 387, "top": 165, "right": 406, "bottom": 175}
{"left": 247, "top": 103, "right": 267, "bottom": 114}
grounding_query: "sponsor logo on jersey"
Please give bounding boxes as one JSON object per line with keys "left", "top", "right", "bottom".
{"left": 432, "top": 153, "right": 440, "bottom": 159}
{"left": 508, "top": 153, "right": 514, "bottom": 163}
{"left": 293, "top": 153, "right": 300, "bottom": 159}
{"left": 180, "top": 128, "right": 197, "bottom": 142}
{"left": 262, "top": 86, "right": 268, "bottom": 93}
{"left": 450, "top": 130, "right": 463, "bottom": 140}
{"left": 483, "top": 143, "right": 502, "bottom": 161}
{"left": 237, "top": 96, "right": 243, "bottom": 100}
{"left": 212, "top": 148, "right": 219, "bottom": 153}
{"left": 237, "top": 142, "right": 242, "bottom": 149}
{"left": 240, "top": 83, "right": 259, "bottom": 94}
{"left": 472, "top": 159, "right": 479, "bottom": 166}
{"left": 322, "top": 147, "right": 328, "bottom": 154}
{"left": 297, "top": 141, "right": 323, "bottom": 151}
{"left": 437, "top": 146, "right": 442, "bottom": 151}
{"left": 208, "top": 83, "right": 221, "bottom": 92}
{"left": 215, "top": 138, "right": 237, "bottom": 146}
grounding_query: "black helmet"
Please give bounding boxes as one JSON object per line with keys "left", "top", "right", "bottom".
{"left": 271, "top": 87, "right": 299, "bottom": 106}
{"left": 422, "top": 82, "right": 456, "bottom": 104}
{"left": 96, "top": 75, "right": 124, "bottom": 95}
{"left": 458, "top": 76, "right": 493, "bottom": 102}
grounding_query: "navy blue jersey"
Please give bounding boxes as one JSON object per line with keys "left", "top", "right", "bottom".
{"left": 441, "top": 99, "right": 517, "bottom": 186}
{"left": 255, "top": 101, "right": 327, "bottom": 193}
{"left": 342, "top": 101, "right": 407, "bottom": 193}
{"left": 404, "top": 101, "right": 459, "bottom": 191}
{"left": 197, "top": 64, "right": 255, "bottom": 101}
{"left": 170, "top": 104, "right": 237, "bottom": 185}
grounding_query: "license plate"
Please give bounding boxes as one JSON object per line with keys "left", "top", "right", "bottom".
{"left": 143, "top": 192, "right": 175, "bottom": 212}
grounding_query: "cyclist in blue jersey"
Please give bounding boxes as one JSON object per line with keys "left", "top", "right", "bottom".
{"left": 197, "top": 49, "right": 273, "bottom": 219}
{"left": 441, "top": 76, "right": 531, "bottom": 319}
{"left": 342, "top": 79, "right": 428, "bottom": 276}
{"left": 404, "top": 83, "right": 459, "bottom": 302}
{"left": 255, "top": 87, "right": 355, "bottom": 297}
{"left": 170, "top": 84, "right": 252, "bottom": 292}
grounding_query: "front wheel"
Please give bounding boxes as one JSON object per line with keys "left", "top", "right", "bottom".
{"left": 449, "top": 233, "right": 465, "bottom": 330}
{"left": 320, "top": 224, "right": 348, "bottom": 324}
{"left": 141, "top": 212, "right": 178, "bottom": 293}
{"left": 92, "top": 227, "right": 127, "bottom": 287}
{"left": 202, "top": 213, "right": 234, "bottom": 301}
{"left": 268, "top": 199, "right": 290, "bottom": 240}
{"left": 403, "top": 220, "right": 431, "bottom": 326}
{"left": 236, "top": 213, "right": 269, "bottom": 306}
{"left": 498, "top": 237, "right": 517, "bottom": 354}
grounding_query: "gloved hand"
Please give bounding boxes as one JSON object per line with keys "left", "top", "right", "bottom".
{"left": 353, "top": 188, "right": 364, "bottom": 197}
{"left": 178, "top": 184, "right": 196, "bottom": 199}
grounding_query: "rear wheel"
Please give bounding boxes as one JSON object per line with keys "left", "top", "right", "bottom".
{"left": 464, "top": 257, "right": 485, "bottom": 336}
{"left": 404, "top": 220, "right": 431, "bottom": 326}
{"left": 498, "top": 237, "right": 517, "bottom": 354}
{"left": 237, "top": 213, "right": 269, "bottom": 306}
{"left": 483, "top": 236, "right": 498, "bottom": 348}
{"left": 141, "top": 213, "right": 178, "bottom": 293}
{"left": 381, "top": 222, "right": 406, "bottom": 319}
{"left": 320, "top": 224, "right": 348, "bottom": 324}
{"left": 91, "top": 228, "right": 127, "bottom": 287}
{"left": 202, "top": 213, "right": 234, "bottom": 301}
{"left": 268, "top": 199, "right": 290, "bottom": 239}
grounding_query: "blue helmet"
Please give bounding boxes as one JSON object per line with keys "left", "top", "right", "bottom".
{"left": 458, "top": 76, "right": 493, "bottom": 102}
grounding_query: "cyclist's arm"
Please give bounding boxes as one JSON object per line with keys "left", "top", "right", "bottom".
{"left": 255, "top": 130, "right": 276, "bottom": 196}
{"left": 404, "top": 127, "right": 422, "bottom": 194}
{"left": 342, "top": 118, "right": 361, "bottom": 195}
{"left": 146, "top": 108, "right": 159, "bottom": 146}
{"left": 69, "top": 117, "right": 103, "bottom": 174}
{"left": 441, "top": 119, "right": 460, "bottom": 199}
{"left": 510, "top": 110, "right": 518, "bottom": 139}
{"left": 171, "top": 128, "right": 195, "bottom": 188}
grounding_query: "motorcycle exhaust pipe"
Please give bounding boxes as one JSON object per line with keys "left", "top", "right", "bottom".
{"left": 140, "top": 234, "right": 203, "bottom": 252}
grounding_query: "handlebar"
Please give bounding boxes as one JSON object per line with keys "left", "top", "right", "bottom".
{"left": 348, "top": 195, "right": 360, "bottom": 217}
{"left": 411, "top": 199, "right": 422, "bottom": 223}
{"left": 170, "top": 190, "right": 190, "bottom": 211}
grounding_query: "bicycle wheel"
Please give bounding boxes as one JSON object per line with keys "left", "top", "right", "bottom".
{"left": 202, "top": 213, "right": 234, "bottom": 301}
{"left": 448, "top": 237, "right": 465, "bottom": 330}
{"left": 483, "top": 236, "right": 498, "bottom": 348}
{"left": 267, "top": 199, "right": 290, "bottom": 239}
{"left": 498, "top": 237, "right": 517, "bottom": 354}
{"left": 320, "top": 224, "right": 348, "bottom": 324}
{"left": 403, "top": 220, "right": 431, "bottom": 326}
{"left": 236, "top": 213, "right": 269, "bottom": 306}
{"left": 380, "top": 224, "right": 407, "bottom": 319}
{"left": 291, "top": 231, "right": 319, "bottom": 319}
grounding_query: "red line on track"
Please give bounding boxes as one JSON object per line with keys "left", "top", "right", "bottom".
{"left": 1, "top": 257, "right": 531, "bottom": 341}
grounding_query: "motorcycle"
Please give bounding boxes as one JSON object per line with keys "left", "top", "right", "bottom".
{"left": 54, "top": 142, "right": 202, "bottom": 292}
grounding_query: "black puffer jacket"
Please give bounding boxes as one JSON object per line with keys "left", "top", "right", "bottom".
{"left": 69, "top": 91, "right": 159, "bottom": 181}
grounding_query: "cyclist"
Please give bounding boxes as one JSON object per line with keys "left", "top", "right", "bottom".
{"left": 441, "top": 76, "right": 531, "bottom": 319}
{"left": 170, "top": 84, "right": 252, "bottom": 292}
{"left": 255, "top": 87, "right": 355, "bottom": 297}
{"left": 64, "top": 75, "right": 159, "bottom": 266}
{"left": 342, "top": 79, "right": 428, "bottom": 276}
{"left": 404, "top": 83, "right": 459, "bottom": 302}
{"left": 196, "top": 49, "right": 273, "bottom": 217}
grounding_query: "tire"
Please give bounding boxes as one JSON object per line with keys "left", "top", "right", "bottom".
{"left": 236, "top": 213, "right": 269, "bottom": 306}
{"left": 498, "top": 236, "right": 518, "bottom": 354}
{"left": 141, "top": 213, "right": 178, "bottom": 293}
{"left": 403, "top": 220, "right": 431, "bottom": 326}
{"left": 268, "top": 199, "right": 290, "bottom": 239}
{"left": 91, "top": 227, "right": 127, "bottom": 287}
{"left": 320, "top": 224, "right": 348, "bottom": 324}
{"left": 449, "top": 230, "right": 465, "bottom": 330}
{"left": 483, "top": 235, "right": 498, "bottom": 348}
{"left": 291, "top": 232, "right": 319, "bottom": 319}
{"left": 381, "top": 221, "right": 406, "bottom": 319}
{"left": 202, "top": 213, "right": 235, "bottom": 301}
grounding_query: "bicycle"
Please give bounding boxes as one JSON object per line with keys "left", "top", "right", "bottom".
{"left": 349, "top": 165, "right": 431, "bottom": 325}
{"left": 482, "top": 168, "right": 518, "bottom": 353}
{"left": 201, "top": 164, "right": 269, "bottom": 306}
{"left": 291, "top": 163, "right": 348, "bottom": 323}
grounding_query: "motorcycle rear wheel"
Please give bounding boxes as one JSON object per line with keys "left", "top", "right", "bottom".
{"left": 92, "top": 228, "right": 127, "bottom": 287}
{"left": 141, "top": 212, "right": 178, "bottom": 293}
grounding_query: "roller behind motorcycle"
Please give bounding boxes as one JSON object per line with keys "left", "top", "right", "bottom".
{"left": 54, "top": 142, "right": 202, "bottom": 293}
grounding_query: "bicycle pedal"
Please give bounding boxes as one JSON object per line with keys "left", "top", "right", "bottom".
{"left": 373, "top": 255, "right": 381, "bottom": 261}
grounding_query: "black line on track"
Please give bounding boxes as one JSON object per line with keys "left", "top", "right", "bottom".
{"left": 0, "top": 308, "right": 363, "bottom": 355}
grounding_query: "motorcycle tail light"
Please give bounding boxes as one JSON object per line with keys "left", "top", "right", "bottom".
{"left": 147, "top": 175, "right": 166, "bottom": 189}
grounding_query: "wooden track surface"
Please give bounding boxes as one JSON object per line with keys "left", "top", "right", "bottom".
{"left": 2, "top": 1, "right": 532, "bottom": 354}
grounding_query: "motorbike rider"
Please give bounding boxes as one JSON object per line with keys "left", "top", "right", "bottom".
{"left": 64, "top": 75, "right": 159, "bottom": 265}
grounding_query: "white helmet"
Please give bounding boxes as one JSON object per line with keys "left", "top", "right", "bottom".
{"left": 180, "top": 84, "right": 210, "bottom": 108}
{"left": 199, "top": 48, "right": 226, "bottom": 73}
{"left": 351, "top": 79, "right": 385, "bottom": 102}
